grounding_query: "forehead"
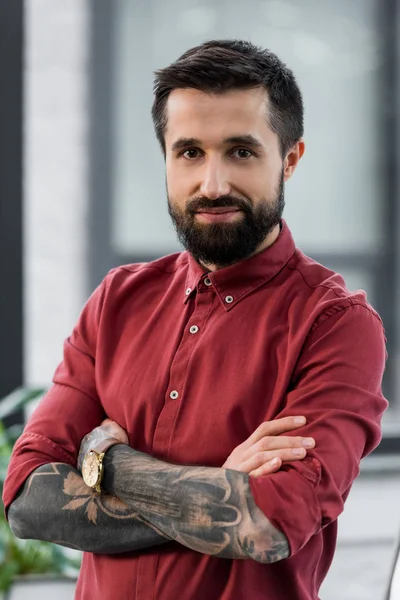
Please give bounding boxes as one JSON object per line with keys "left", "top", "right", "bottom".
{"left": 165, "top": 87, "right": 274, "bottom": 147}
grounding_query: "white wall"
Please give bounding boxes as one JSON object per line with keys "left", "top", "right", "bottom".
{"left": 24, "top": 0, "right": 90, "bottom": 386}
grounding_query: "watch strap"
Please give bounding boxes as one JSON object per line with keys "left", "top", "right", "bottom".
{"left": 90, "top": 437, "right": 123, "bottom": 456}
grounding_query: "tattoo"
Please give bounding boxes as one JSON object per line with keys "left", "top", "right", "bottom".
{"left": 8, "top": 463, "right": 170, "bottom": 554}
{"left": 103, "top": 447, "right": 289, "bottom": 563}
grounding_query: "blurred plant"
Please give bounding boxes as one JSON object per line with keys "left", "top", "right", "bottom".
{"left": 0, "top": 389, "right": 81, "bottom": 592}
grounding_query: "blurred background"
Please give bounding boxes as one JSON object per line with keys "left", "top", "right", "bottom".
{"left": 1, "top": 0, "right": 400, "bottom": 598}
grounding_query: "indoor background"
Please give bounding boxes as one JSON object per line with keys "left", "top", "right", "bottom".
{"left": 1, "top": 1, "right": 400, "bottom": 598}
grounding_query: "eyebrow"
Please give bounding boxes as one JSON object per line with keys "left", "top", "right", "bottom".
{"left": 171, "top": 134, "right": 264, "bottom": 153}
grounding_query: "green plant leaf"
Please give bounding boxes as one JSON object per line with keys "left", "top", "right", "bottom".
{"left": 0, "top": 389, "right": 82, "bottom": 592}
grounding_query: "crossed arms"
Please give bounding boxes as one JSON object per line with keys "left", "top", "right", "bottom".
{"left": 6, "top": 302, "right": 388, "bottom": 562}
{"left": 7, "top": 429, "right": 294, "bottom": 563}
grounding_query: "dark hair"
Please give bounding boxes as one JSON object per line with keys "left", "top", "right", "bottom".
{"left": 151, "top": 39, "right": 304, "bottom": 158}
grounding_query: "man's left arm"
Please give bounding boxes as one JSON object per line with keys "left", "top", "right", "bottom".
{"left": 101, "top": 302, "right": 387, "bottom": 563}
{"left": 101, "top": 445, "right": 289, "bottom": 564}
{"left": 248, "top": 302, "right": 388, "bottom": 557}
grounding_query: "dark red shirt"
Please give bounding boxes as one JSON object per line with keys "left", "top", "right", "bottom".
{"left": 4, "top": 220, "right": 388, "bottom": 600}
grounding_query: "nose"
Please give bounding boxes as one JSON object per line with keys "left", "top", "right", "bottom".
{"left": 199, "top": 157, "right": 231, "bottom": 199}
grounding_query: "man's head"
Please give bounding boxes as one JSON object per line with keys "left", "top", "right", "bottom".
{"left": 152, "top": 40, "right": 305, "bottom": 269}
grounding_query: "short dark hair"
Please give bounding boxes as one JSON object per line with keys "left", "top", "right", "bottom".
{"left": 151, "top": 39, "right": 304, "bottom": 158}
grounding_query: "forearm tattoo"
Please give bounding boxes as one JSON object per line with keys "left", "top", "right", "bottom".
{"left": 8, "top": 463, "right": 170, "bottom": 554}
{"left": 102, "top": 446, "right": 289, "bottom": 563}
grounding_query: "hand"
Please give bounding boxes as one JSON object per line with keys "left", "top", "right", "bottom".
{"left": 222, "top": 416, "right": 315, "bottom": 478}
{"left": 77, "top": 419, "right": 129, "bottom": 472}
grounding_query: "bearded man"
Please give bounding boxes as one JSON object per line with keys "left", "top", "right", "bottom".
{"left": 4, "top": 39, "right": 387, "bottom": 600}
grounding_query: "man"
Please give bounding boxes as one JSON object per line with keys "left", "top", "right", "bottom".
{"left": 4, "top": 40, "right": 387, "bottom": 600}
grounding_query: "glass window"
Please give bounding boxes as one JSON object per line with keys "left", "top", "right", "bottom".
{"left": 98, "top": 0, "right": 398, "bottom": 416}
{"left": 110, "top": 0, "right": 385, "bottom": 256}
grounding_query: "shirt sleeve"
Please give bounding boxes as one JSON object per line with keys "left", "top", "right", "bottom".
{"left": 249, "top": 302, "right": 388, "bottom": 556}
{"left": 2, "top": 276, "right": 110, "bottom": 515}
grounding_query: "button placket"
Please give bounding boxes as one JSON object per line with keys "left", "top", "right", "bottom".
{"left": 153, "top": 289, "right": 214, "bottom": 454}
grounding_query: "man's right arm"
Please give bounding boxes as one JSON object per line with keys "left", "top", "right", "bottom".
{"left": 5, "top": 277, "right": 168, "bottom": 554}
{"left": 8, "top": 416, "right": 312, "bottom": 554}
{"left": 8, "top": 462, "right": 170, "bottom": 554}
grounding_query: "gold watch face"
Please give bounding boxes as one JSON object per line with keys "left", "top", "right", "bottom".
{"left": 82, "top": 452, "right": 101, "bottom": 488}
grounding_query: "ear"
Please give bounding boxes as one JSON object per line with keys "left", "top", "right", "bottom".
{"left": 283, "top": 140, "right": 305, "bottom": 181}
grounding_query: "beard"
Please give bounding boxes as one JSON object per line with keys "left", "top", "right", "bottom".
{"left": 168, "top": 170, "right": 285, "bottom": 268}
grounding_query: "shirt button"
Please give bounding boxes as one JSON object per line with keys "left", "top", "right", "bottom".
{"left": 170, "top": 390, "right": 179, "bottom": 400}
{"left": 189, "top": 325, "right": 199, "bottom": 334}
{"left": 225, "top": 295, "right": 234, "bottom": 304}
{"left": 204, "top": 277, "right": 212, "bottom": 286}
{"left": 185, "top": 288, "right": 192, "bottom": 296}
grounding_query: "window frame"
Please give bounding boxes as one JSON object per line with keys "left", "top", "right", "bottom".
{"left": 0, "top": 0, "right": 24, "bottom": 400}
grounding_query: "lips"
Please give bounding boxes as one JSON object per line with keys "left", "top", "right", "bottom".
{"left": 194, "top": 208, "right": 243, "bottom": 223}
{"left": 195, "top": 208, "right": 241, "bottom": 214}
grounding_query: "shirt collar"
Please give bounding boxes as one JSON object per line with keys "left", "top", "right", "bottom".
{"left": 183, "top": 219, "right": 296, "bottom": 310}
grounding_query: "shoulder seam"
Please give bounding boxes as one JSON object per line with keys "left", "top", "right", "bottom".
{"left": 286, "top": 263, "right": 384, "bottom": 327}
{"left": 311, "top": 302, "right": 384, "bottom": 336}
{"left": 286, "top": 263, "right": 344, "bottom": 300}
{"left": 108, "top": 263, "right": 183, "bottom": 277}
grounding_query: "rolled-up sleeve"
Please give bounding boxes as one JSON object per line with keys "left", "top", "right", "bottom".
{"left": 249, "top": 303, "right": 388, "bottom": 556}
{"left": 3, "top": 276, "right": 110, "bottom": 514}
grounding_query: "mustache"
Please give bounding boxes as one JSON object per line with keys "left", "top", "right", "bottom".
{"left": 187, "top": 195, "right": 252, "bottom": 214}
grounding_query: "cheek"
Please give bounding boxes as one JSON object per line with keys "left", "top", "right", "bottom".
{"left": 166, "top": 177, "right": 181, "bottom": 202}
{"left": 165, "top": 164, "right": 178, "bottom": 196}
{"left": 248, "top": 163, "right": 281, "bottom": 194}
{"left": 232, "top": 167, "right": 269, "bottom": 198}
{"left": 166, "top": 164, "right": 193, "bottom": 200}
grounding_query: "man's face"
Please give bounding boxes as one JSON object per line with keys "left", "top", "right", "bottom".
{"left": 164, "top": 87, "right": 290, "bottom": 269}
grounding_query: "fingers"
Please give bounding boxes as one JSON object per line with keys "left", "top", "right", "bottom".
{"left": 100, "top": 419, "right": 125, "bottom": 434}
{"left": 249, "top": 458, "right": 282, "bottom": 478}
{"left": 249, "top": 435, "right": 315, "bottom": 455}
{"left": 242, "top": 416, "right": 307, "bottom": 449}
{"left": 241, "top": 446, "right": 308, "bottom": 474}
{"left": 99, "top": 419, "right": 129, "bottom": 444}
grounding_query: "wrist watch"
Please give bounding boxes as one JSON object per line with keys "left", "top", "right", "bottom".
{"left": 81, "top": 438, "right": 121, "bottom": 493}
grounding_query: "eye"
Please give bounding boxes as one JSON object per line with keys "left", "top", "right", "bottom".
{"left": 231, "top": 148, "right": 254, "bottom": 159}
{"left": 181, "top": 148, "right": 202, "bottom": 159}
